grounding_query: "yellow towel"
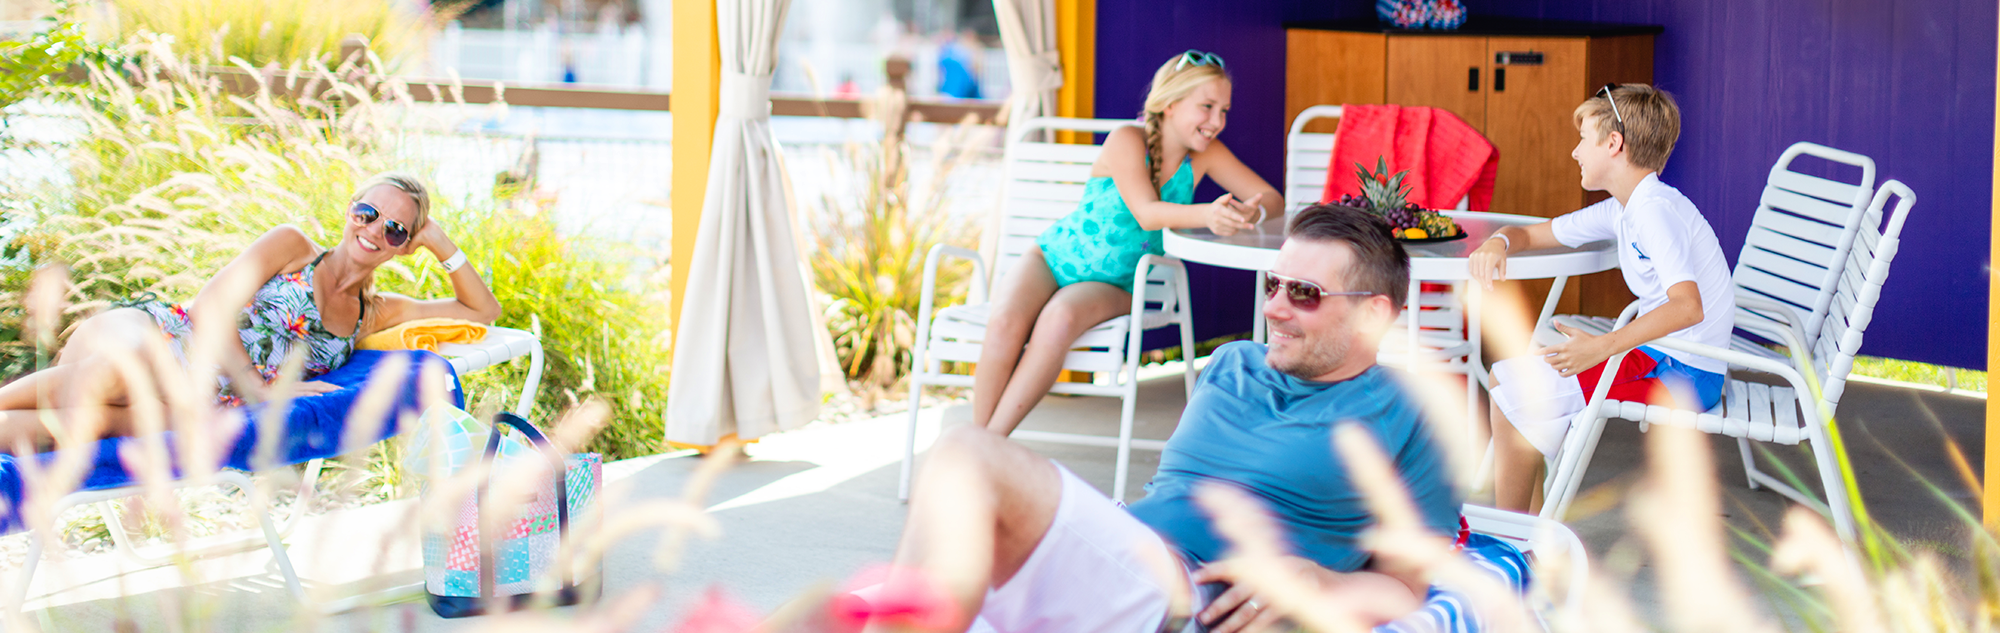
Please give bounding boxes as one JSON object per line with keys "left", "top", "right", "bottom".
{"left": 358, "top": 318, "right": 490, "bottom": 352}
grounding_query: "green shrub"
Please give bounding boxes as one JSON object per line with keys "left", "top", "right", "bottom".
{"left": 0, "top": 1, "right": 126, "bottom": 110}
{"left": 807, "top": 107, "right": 991, "bottom": 400}
{"left": 91, "top": 0, "right": 439, "bottom": 69}
{"left": 375, "top": 203, "right": 671, "bottom": 459}
{"left": 2, "top": 35, "right": 669, "bottom": 460}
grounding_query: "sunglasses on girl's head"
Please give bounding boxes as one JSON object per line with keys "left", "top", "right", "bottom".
{"left": 348, "top": 202, "right": 410, "bottom": 248}
{"left": 1264, "top": 271, "right": 1375, "bottom": 311}
{"left": 1176, "top": 50, "right": 1225, "bottom": 72}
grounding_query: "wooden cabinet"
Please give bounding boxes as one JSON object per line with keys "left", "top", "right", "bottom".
{"left": 1286, "top": 20, "right": 1659, "bottom": 320}
{"left": 1386, "top": 36, "right": 1491, "bottom": 132}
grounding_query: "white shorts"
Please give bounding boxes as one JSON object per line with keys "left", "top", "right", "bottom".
{"left": 973, "top": 463, "right": 1197, "bottom": 633}
{"left": 1489, "top": 356, "right": 1586, "bottom": 457}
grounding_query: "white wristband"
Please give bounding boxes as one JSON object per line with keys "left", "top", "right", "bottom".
{"left": 1488, "top": 233, "right": 1511, "bottom": 252}
{"left": 438, "top": 249, "right": 469, "bottom": 273}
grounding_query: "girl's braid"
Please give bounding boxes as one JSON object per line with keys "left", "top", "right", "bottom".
{"left": 1143, "top": 110, "right": 1165, "bottom": 190}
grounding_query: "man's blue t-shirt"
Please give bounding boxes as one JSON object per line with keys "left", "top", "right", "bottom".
{"left": 1125, "top": 342, "right": 1463, "bottom": 572}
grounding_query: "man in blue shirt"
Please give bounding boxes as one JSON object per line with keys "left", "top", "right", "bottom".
{"left": 861, "top": 204, "right": 1463, "bottom": 633}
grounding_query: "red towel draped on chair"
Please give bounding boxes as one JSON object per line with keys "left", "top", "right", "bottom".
{"left": 1319, "top": 104, "right": 1498, "bottom": 211}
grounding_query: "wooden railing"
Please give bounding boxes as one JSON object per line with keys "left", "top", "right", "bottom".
{"left": 193, "top": 36, "right": 1007, "bottom": 125}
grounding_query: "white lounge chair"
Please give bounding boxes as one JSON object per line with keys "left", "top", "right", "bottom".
{"left": 1538, "top": 180, "right": 1916, "bottom": 543}
{"left": 23, "top": 326, "right": 544, "bottom": 607}
{"left": 900, "top": 117, "right": 1199, "bottom": 503}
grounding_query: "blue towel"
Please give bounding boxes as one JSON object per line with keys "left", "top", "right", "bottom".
{"left": 0, "top": 350, "right": 462, "bottom": 535}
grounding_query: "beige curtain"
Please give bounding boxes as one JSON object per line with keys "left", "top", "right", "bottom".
{"left": 993, "top": 0, "right": 1062, "bottom": 132}
{"left": 665, "top": 0, "right": 819, "bottom": 447}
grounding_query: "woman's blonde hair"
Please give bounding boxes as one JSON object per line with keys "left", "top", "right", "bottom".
{"left": 347, "top": 171, "right": 432, "bottom": 334}
{"left": 1140, "top": 53, "right": 1230, "bottom": 188}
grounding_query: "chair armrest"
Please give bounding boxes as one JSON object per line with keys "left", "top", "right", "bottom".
{"left": 1733, "top": 295, "right": 1811, "bottom": 353}
{"left": 1559, "top": 302, "right": 1647, "bottom": 408}
{"left": 1562, "top": 298, "right": 1812, "bottom": 398}
{"left": 1640, "top": 336, "right": 1808, "bottom": 388}
{"left": 921, "top": 244, "right": 989, "bottom": 312}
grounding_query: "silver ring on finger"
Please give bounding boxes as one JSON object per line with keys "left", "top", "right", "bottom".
{"left": 1245, "top": 599, "right": 1262, "bottom": 611}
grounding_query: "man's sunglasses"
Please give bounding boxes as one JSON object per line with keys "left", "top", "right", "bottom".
{"left": 349, "top": 202, "right": 410, "bottom": 248}
{"left": 1596, "top": 83, "right": 1625, "bottom": 135}
{"left": 1263, "top": 271, "right": 1375, "bottom": 311}
{"left": 1176, "top": 50, "right": 1225, "bottom": 72}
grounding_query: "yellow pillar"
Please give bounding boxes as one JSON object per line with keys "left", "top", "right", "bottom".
{"left": 1986, "top": 11, "right": 2000, "bottom": 526}
{"left": 671, "top": 0, "right": 721, "bottom": 344}
{"left": 1054, "top": 0, "right": 1095, "bottom": 142}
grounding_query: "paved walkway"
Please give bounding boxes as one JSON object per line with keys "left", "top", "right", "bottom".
{"left": 18, "top": 367, "right": 1985, "bottom": 630}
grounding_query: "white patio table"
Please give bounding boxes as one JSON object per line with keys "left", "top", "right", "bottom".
{"left": 1164, "top": 210, "right": 1619, "bottom": 429}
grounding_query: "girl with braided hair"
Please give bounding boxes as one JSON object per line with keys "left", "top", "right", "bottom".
{"left": 975, "top": 50, "right": 1283, "bottom": 436}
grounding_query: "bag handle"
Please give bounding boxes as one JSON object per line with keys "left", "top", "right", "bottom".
{"left": 475, "top": 412, "right": 574, "bottom": 598}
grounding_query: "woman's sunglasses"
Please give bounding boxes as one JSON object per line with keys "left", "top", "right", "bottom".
{"left": 1263, "top": 271, "right": 1375, "bottom": 311}
{"left": 1176, "top": 50, "right": 1225, "bottom": 72}
{"left": 349, "top": 202, "right": 410, "bottom": 248}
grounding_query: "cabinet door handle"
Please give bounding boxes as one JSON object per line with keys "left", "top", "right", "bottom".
{"left": 1468, "top": 67, "right": 1479, "bottom": 91}
{"left": 1495, "top": 68, "right": 1507, "bottom": 92}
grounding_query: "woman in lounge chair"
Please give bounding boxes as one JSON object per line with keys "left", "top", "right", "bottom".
{"left": 0, "top": 171, "right": 501, "bottom": 447}
{"left": 974, "top": 51, "right": 1283, "bottom": 436}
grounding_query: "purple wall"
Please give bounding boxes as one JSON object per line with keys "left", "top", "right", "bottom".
{"left": 1097, "top": 1, "right": 1372, "bottom": 349}
{"left": 1100, "top": 0, "right": 1996, "bottom": 368}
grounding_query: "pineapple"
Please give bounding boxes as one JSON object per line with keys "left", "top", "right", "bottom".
{"left": 1354, "top": 157, "right": 1411, "bottom": 213}
{"left": 1420, "top": 210, "right": 1457, "bottom": 237}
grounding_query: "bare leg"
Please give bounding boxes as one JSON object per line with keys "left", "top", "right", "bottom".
{"left": 867, "top": 425, "right": 1062, "bottom": 632}
{"left": 1488, "top": 396, "right": 1545, "bottom": 512}
{"left": 971, "top": 248, "right": 1059, "bottom": 428}
{"left": 985, "top": 282, "right": 1132, "bottom": 436}
{"left": 0, "top": 308, "right": 174, "bottom": 448}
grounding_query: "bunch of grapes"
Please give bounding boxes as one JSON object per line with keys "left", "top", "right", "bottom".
{"left": 1333, "top": 195, "right": 1455, "bottom": 237}
{"left": 1383, "top": 202, "right": 1423, "bottom": 231}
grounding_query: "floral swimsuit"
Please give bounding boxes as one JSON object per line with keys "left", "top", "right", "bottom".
{"left": 127, "top": 252, "right": 363, "bottom": 406}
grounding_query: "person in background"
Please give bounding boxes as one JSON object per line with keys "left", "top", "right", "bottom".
{"left": 936, "top": 30, "right": 982, "bottom": 99}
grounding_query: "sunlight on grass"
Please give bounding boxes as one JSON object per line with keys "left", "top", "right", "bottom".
{"left": 1849, "top": 356, "right": 1986, "bottom": 393}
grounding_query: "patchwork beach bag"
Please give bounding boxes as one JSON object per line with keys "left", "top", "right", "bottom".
{"left": 424, "top": 412, "right": 602, "bottom": 617}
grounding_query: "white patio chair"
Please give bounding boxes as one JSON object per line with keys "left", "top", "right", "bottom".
{"left": 899, "top": 117, "right": 1198, "bottom": 503}
{"left": 1542, "top": 142, "right": 1877, "bottom": 379}
{"left": 1538, "top": 180, "right": 1915, "bottom": 543}
{"left": 30, "top": 326, "right": 545, "bottom": 606}
{"left": 1725, "top": 143, "right": 1878, "bottom": 365}
{"left": 1525, "top": 142, "right": 1879, "bottom": 514}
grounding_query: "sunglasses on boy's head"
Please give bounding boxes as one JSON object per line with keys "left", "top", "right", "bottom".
{"left": 1596, "top": 83, "right": 1625, "bottom": 134}
{"left": 1263, "top": 271, "right": 1375, "bottom": 311}
{"left": 1176, "top": 50, "right": 1225, "bottom": 72}
{"left": 348, "top": 201, "right": 410, "bottom": 248}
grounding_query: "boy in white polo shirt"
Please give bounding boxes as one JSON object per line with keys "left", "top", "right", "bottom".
{"left": 1468, "top": 84, "right": 1734, "bottom": 513}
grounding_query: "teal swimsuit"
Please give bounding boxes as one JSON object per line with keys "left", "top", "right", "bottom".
{"left": 1035, "top": 157, "right": 1195, "bottom": 291}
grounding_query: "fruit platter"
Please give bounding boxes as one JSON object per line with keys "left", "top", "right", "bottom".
{"left": 1333, "top": 158, "right": 1466, "bottom": 243}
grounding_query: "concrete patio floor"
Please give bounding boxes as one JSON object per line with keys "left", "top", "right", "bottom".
{"left": 17, "top": 363, "right": 1986, "bottom": 630}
